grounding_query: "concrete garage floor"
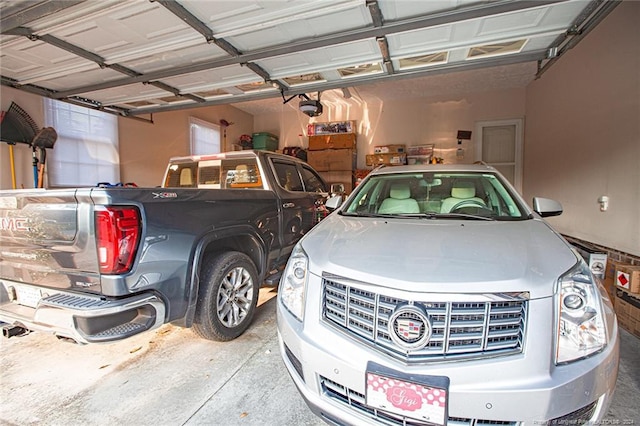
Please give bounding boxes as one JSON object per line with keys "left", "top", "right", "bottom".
{"left": 1, "top": 287, "right": 638, "bottom": 426}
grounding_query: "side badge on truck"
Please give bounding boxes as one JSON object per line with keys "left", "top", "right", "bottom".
{"left": 152, "top": 192, "right": 178, "bottom": 199}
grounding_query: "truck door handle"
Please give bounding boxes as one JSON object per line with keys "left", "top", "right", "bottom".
{"left": 283, "top": 203, "right": 295, "bottom": 209}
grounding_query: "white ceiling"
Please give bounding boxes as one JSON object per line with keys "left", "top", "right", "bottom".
{"left": 0, "top": 0, "right": 618, "bottom": 119}
{"left": 233, "top": 61, "right": 539, "bottom": 115}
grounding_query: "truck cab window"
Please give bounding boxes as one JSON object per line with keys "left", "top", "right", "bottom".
{"left": 272, "top": 161, "right": 303, "bottom": 191}
{"left": 197, "top": 159, "right": 222, "bottom": 188}
{"left": 222, "top": 159, "right": 263, "bottom": 189}
{"left": 165, "top": 163, "right": 198, "bottom": 188}
{"left": 300, "top": 165, "right": 327, "bottom": 193}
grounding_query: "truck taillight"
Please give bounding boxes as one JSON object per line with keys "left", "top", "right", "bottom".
{"left": 95, "top": 206, "right": 141, "bottom": 274}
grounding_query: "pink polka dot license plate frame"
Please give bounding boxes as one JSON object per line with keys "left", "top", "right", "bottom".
{"left": 365, "top": 362, "right": 450, "bottom": 425}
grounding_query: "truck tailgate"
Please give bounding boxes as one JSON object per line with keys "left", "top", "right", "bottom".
{"left": 0, "top": 189, "right": 101, "bottom": 293}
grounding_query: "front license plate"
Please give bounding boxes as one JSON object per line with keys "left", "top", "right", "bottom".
{"left": 366, "top": 363, "right": 449, "bottom": 425}
{"left": 16, "top": 285, "right": 42, "bottom": 308}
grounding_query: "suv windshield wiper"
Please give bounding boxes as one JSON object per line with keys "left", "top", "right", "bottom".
{"left": 403, "top": 212, "right": 496, "bottom": 221}
{"left": 340, "top": 211, "right": 495, "bottom": 220}
{"left": 340, "top": 211, "right": 398, "bottom": 218}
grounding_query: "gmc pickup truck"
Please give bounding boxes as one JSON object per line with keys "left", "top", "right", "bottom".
{"left": 0, "top": 150, "right": 329, "bottom": 344}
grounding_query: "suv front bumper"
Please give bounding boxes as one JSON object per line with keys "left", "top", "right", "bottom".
{"left": 277, "top": 296, "right": 619, "bottom": 425}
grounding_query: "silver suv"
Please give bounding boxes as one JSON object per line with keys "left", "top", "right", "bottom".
{"left": 277, "top": 164, "right": 619, "bottom": 425}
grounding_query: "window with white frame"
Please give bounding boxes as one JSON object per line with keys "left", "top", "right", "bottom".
{"left": 44, "top": 99, "right": 120, "bottom": 187}
{"left": 190, "top": 117, "right": 221, "bottom": 155}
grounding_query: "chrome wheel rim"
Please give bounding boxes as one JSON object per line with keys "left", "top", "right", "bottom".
{"left": 216, "top": 266, "right": 254, "bottom": 328}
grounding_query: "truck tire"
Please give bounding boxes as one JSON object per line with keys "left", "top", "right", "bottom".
{"left": 192, "top": 251, "right": 259, "bottom": 341}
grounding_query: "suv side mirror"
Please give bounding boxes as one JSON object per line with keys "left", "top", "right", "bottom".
{"left": 325, "top": 195, "right": 344, "bottom": 210}
{"left": 533, "top": 197, "right": 563, "bottom": 217}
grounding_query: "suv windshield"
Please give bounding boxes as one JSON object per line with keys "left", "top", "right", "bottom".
{"left": 341, "top": 171, "right": 528, "bottom": 220}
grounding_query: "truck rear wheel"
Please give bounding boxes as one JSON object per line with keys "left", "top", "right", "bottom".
{"left": 193, "top": 251, "right": 259, "bottom": 341}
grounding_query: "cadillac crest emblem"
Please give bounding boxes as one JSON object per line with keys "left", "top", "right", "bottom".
{"left": 388, "top": 304, "right": 432, "bottom": 351}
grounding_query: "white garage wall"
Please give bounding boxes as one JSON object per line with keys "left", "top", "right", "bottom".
{"left": 2, "top": 3, "right": 636, "bottom": 257}
{"left": 252, "top": 3, "right": 639, "bottom": 257}
{"left": 253, "top": 87, "right": 526, "bottom": 170}
{"left": 0, "top": 86, "right": 254, "bottom": 189}
{"left": 117, "top": 106, "right": 253, "bottom": 187}
{"left": 524, "top": 1, "right": 640, "bottom": 257}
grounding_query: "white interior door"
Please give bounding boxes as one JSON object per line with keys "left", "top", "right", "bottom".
{"left": 475, "top": 119, "right": 523, "bottom": 193}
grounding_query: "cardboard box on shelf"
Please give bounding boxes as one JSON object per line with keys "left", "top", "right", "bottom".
{"left": 407, "top": 144, "right": 435, "bottom": 156}
{"left": 308, "top": 121, "right": 355, "bottom": 136}
{"left": 355, "top": 169, "right": 371, "bottom": 180}
{"left": 615, "top": 290, "right": 640, "bottom": 338}
{"left": 606, "top": 259, "right": 626, "bottom": 280}
{"left": 318, "top": 170, "right": 353, "bottom": 194}
{"left": 601, "top": 276, "right": 616, "bottom": 303}
{"left": 307, "top": 149, "right": 355, "bottom": 172}
{"left": 365, "top": 153, "right": 407, "bottom": 166}
{"left": 603, "top": 259, "right": 625, "bottom": 301}
{"left": 407, "top": 155, "right": 432, "bottom": 165}
{"left": 308, "top": 133, "right": 356, "bottom": 151}
{"left": 374, "top": 144, "right": 406, "bottom": 154}
{"left": 615, "top": 264, "right": 640, "bottom": 294}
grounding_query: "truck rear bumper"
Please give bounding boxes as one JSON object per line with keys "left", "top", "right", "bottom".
{"left": 0, "top": 280, "right": 166, "bottom": 344}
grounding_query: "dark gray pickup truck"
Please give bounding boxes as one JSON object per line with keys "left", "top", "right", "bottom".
{"left": 0, "top": 150, "right": 329, "bottom": 344}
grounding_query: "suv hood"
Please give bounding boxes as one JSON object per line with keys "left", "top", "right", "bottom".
{"left": 301, "top": 215, "right": 578, "bottom": 299}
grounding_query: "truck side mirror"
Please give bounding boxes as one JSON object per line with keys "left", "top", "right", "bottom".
{"left": 330, "top": 183, "right": 345, "bottom": 196}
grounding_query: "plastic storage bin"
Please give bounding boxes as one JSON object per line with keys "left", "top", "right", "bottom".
{"left": 252, "top": 132, "right": 279, "bottom": 151}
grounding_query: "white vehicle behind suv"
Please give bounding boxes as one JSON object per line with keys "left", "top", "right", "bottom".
{"left": 277, "top": 164, "right": 619, "bottom": 425}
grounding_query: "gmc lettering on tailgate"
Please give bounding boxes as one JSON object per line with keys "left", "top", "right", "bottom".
{"left": 0, "top": 218, "right": 30, "bottom": 232}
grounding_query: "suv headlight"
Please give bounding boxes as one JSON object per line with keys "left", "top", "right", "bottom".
{"left": 279, "top": 244, "right": 308, "bottom": 321}
{"left": 556, "top": 260, "right": 608, "bottom": 364}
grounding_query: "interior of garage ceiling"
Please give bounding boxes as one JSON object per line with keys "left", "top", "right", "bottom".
{"left": 0, "top": 0, "right": 619, "bottom": 119}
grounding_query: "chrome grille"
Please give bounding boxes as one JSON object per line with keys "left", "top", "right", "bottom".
{"left": 320, "top": 375, "right": 519, "bottom": 426}
{"left": 322, "top": 278, "right": 527, "bottom": 362}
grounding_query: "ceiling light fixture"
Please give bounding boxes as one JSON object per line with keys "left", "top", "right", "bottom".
{"left": 298, "top": 93, "right": 323, "bottom": 117}
{"left": 280, "top": 91, "right": 324, "bottom": 117}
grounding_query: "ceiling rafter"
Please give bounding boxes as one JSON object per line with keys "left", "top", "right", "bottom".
{"left": 376, "top": 36, "right": 394, "bottom": 75}
{"left": 129, "top": 49, "right": 547, "bottom": 116}
{"left": 536, "top": 0, "right": 620, "bottom": 78}
{"left": 46, "top": 0, "right": 566, "bottom": 100}
{"left": 0, "top": 0, "right": 619, "bottom": 118}
{"left": 0, "top": 0, "right": 85, "bottom": 33}
{"left": 366, "top": 0, "right": 384, "bottom": 28}
{"left": 1, "top": 75, "right": 55, "bottom": 98}
{"left": 156, "top": 0, "right": 288, "bottom": 93}
{"left": 242, "top": 63, "right": 287, "bottom": 92}
{"left": 154, "top": 0, "right": 241, "bottom": 56}
{"left": 1, "top": 25, "right": 205, "bottom": 104}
